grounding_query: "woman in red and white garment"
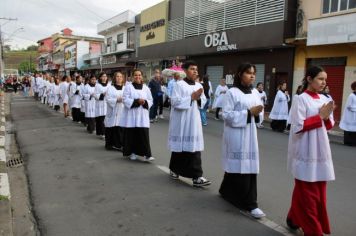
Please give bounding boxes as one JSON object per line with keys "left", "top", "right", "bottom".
{"left": 286, "top": 66, "right": 335, "bottom": 236}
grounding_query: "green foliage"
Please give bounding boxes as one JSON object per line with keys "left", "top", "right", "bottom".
{"left": 18, "top": 60, "right": 36, "bottom": 73}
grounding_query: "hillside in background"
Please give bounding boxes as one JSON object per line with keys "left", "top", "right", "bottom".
{"left": 3, "top": 50, "right": 39, "bottom": 70}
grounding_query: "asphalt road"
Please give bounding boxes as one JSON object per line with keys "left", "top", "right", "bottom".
{"left": 10, "top": 94, "right": 356, "bottom": 236}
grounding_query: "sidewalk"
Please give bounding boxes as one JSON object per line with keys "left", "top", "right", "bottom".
{"left": 0, "top": 93, "right": 12, "bottom": 236}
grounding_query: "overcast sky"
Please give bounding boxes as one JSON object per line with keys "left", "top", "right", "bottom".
{"left": 0, "top": 0, "right": 163, "bottom": 49}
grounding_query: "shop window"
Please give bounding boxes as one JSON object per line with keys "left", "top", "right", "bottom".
{"left": 117, "top": 34, "right": 123, "bottom": 44}
{"left": 107, "top": 37, "right": 112, "bottom": 47}
{"left": 127, "top": 27, "right": 135, "bottom": 49}
{"left": 323, "top": 0, "right": 356, "bottom": 13}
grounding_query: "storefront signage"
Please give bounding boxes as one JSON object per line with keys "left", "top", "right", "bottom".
{"left": 307, "top": 13, "right": 356, "bottom": 46}
{"left": 204, "top": 31, "right": 237, "bottom": 52}
{"left": 102, "top": 55, "right": 117, "bottom": 65}
{"left": 140, "top": 19, "right": 165, "bottom": 32}
{"left": 146, "top": 32, "right": 155, "bottom": 40}
{"left": 64, "top": 44, "right": 76, "bottom": 69}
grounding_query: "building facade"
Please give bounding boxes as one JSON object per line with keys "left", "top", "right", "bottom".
{"left": 138, "top": 0, "right": 298, "bottom": 110}
{"left": 289, "top": 0, "right": 356, "bottom": 121}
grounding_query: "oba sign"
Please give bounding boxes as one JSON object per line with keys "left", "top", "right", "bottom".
{"left": 204, "top": 31, "right": 237, "bottom": 52}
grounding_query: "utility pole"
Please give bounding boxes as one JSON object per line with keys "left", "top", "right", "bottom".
{"left": 0, "top": 17, "right": 18, "bottom": 78}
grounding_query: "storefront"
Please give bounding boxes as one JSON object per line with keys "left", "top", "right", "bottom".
{"left": 137, "top": 0, "right": 170, "bottom": 79}
{"left": 291, "top": 12, "right": 356, "bottom": 121}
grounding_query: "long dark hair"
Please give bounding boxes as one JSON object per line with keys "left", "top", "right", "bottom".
{"left": 202, "top": 75, "right": 210, "bottom": 91}
{"left": 233, "top": 63, "right": 256, "bottom": 88}
{"left": 302, "top": 66, "right": 325, "bottom": 92}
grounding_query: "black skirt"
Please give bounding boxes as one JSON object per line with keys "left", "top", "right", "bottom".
{"left": 219, "top": 173, "right": 258, "bottom": 211}
{"left": 169, "top": 152, "right": 203, "bottom": 179}
{"left": 344, "top": 131, "right": 356, "bottom": 146}
{"left": 122, "top": 127, "right": 152, "bottom": 157}
{"left": 105, "top": 126, "right": 123, "bottom": 149}
{"left": 271, "top": 119, "right": 287, "bottom": 132}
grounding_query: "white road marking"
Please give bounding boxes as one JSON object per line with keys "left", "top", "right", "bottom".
{"left": 0, "top": 149, "right": 5, "bottom": 162}
{"left": 155, "top": 164, "right": 293, "bottom": 236}
{"left": 0, "top": 173, "right": 10, "bottom": 199}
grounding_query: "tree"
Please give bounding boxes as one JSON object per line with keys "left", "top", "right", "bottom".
{"left": 26, "top": 45, "right": 38, "bottom": 51}
{"left": 18, "top": 61, "right": 36, "bottom": 73}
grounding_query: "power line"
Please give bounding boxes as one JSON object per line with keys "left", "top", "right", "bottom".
{"left": 72, "top": 0, "right": 116, "bottom": 25}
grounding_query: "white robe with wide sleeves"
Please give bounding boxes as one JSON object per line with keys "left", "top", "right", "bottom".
{"left": 340, "top": 93, "right": 356, "bottom": 132}
{"left": 168, "top": 80, "right": 206, "bottom": 152}
{"left": 104, "top": 85, "right": 125, "bottom": 128}
{"left": 269, "top": 90, "right": 290, "bottom": 120}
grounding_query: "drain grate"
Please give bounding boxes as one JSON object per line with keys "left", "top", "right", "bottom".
{"left": 6, "top": 158, "right": 24, "bottom": 168}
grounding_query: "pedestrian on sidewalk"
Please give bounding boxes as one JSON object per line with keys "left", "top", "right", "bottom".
{"left": 59, "top": 75, "right": 70, "bottom": 117}
{"left": 148, "top": 69, "right": 163, "bottom": 123}
{"left": 286, "top": 66, "right": 335, "bottom": 235}
{"left": 339, "top": 81, "right": 356, "bottom": 146}
{"left": 69, "top": 75, "right": 83, "bottom": 123}
{"left": 219, "top": 63, "right": 265, "bottom": 219}
{"left": 199, "top": 75, "right": 213, "bottom": 126}
{"left": 104, "top": 72, "right": 125, "bottom": 151}
{"left": 269, "top": 81, "right": 290, "bottom": 132}
{"left": 22, "top": 76, "right": 31, "bottom": 97}
{"left": 119, "top": 69, "right": 154, "bottom": 162}
{"left": 168, "top": 60, "right": 211, "bottom": 187}
{"left": 53, "top": 77, "right": 61, "bottom": 111}
{"left": 212, "top": 78, "right": 228, "bottom": 120}
{"left": 94, "top": 72, "right": 109, "bottom": 139}
{"left": 83, "top": 75, "right": 97, "bottom": 134}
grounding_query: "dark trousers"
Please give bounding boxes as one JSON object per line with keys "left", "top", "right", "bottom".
{"left": 149, "top": 97, "right": 159, "bottom": 119}
{"left": 86, "top": 118, "right": 95, "bottom": 133}
{"left": 54, "top": 105, "right": 60, "bottom": 111}
{"left": 123, "top": 127, "right": 152, "bottom": 157}
{"left": 80, "top": 112, "right": 86, "bottom": 124}
{"left": 34, "top": 92, "right": 39, "bottom": 100}
{"left": 105, "top": 126, "right": 123, "bottom": 149}
{"left": 72, "top": 108, "right": 81, "bottom": 122}
{"left": 169, "top": 151, "right": 203, "bottom": 179}
{"left": 344, "top": 131, "right": 356, "bottom": 146}
{"left": 95, "top": 116, "right": 105, "bottom": 136}
{"left": 216, "top": 107, "right": 221, "bottom": 119}
{"left": 219, "top": 173, "right": 258, "bottom": 211}
{"left": 158, "top": 96, "right": 163, "bottom": 115}
{"left": 271, "top": 120, "right": 287, "bottom": 132}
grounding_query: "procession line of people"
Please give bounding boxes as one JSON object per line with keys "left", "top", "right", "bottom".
{"left": 29, "top": 61, "right": 356, "bottom": 236}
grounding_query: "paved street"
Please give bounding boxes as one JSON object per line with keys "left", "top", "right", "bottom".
{"left": 10, "top": 94, "right": 356, "bottom": 236}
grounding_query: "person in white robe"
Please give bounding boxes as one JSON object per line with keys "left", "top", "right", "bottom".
{"left": 37, "top": 74, "right": 44, "bottom": 101}
{"left": 104, "top": 72, "right": 125, "bottom": 151}
{"left": 69, "top": 75, "right": 83, "bottom": 123}
{"left": 79, "top": 79, "right": 87, "bottom": 125}
{"left": 67, "top": 77, "right": 76, "bottom": 112}
{"left": 168, "top": 61, "right": 211, "bottom": 187}
{"left": 32, "top": 73, "right": 41, "bottom": 100}
{"left": 213, "top": 78, "right": 228, "bottom": 120}
{"left": 119, "top": 69, "right": 154, "bottom": 162}
{"left": 94, "top": 72, "right": 109, "bottom": 138}
{"left": 286, "top": 66, "right": 335, "bottom": 235}
{"left": 59, "top": 75, "right": 71, "bottom": 117}
{"left": 47, "top": 77, "right": 55, "bottom": 107}
{"left": 269, "top": 82, "right": 290, "bottom": 132}
{"left": 255, "top": 82, "right": 267, "bottom": 128}
{"left": 53, "top": 77, "right": 61, "bottom": 111}
{"left": 219, "top": 63, "right": 265, "bottom": 219}
{"left": 83, "top": 75, "right": 97, "bottom": 134}
{"left": 339, "top": 81, "right": 356, "bottom": 146}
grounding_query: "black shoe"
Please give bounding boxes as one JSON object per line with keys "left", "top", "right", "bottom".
{"left": 169, "top": 171, "right": 179, "bottom": 180}
{"left": 286, "top": 218, "right": 299, "bottom": 231}
{"left": 192, "top": 177, "right": 211, "bottom": 187}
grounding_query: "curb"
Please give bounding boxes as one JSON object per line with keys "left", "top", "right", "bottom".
{"left": 0, "top": 96, "right": 10, "bottom": 200}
